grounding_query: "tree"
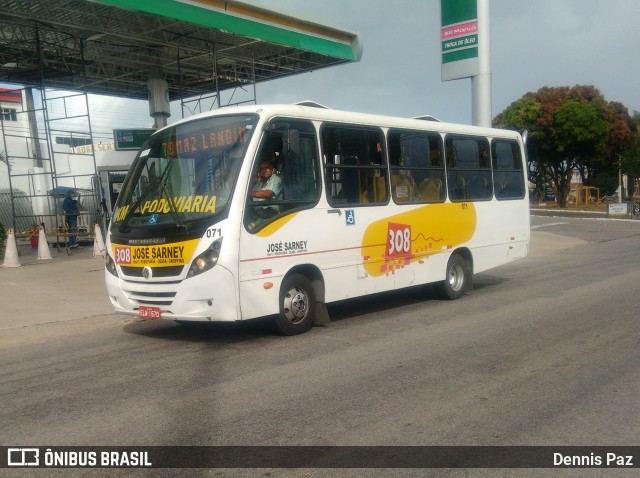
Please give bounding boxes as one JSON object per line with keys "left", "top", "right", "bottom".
{"left": 620, "top": 112, "right": 640, "bottom": 197}
{"left": 494, "top": 85, "right": 633, "bottom": 207}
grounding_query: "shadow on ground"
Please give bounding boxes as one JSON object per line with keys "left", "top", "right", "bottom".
{"left": 122, "top": 274, "right": 506, "bottom": 344}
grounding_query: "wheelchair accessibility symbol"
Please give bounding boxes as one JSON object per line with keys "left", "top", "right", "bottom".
{"left": 345, "top": 209, "right": 355, "bottom": 226}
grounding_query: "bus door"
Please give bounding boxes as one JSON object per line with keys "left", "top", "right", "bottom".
{"left": 238, "top": 119, "right": 324, "bottom": 319}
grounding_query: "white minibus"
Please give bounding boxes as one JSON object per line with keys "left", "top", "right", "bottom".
{"left": 105, "top": 103, "right": 529, "bottom": 334}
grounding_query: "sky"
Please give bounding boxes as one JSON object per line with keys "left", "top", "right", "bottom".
{"left": 82, "top": 0, "right": 640, "bottom": 137}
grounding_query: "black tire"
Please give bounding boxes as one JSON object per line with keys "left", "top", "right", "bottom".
{"left": 437, "top": 253, "right": 468, "bottom": 300}
{"left": 275, "top": 273, "right": 316, "bottom": 336}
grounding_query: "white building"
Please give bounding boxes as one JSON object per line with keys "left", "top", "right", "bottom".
{"left": 1, "top": 86, "right": 135, "bottom": 232}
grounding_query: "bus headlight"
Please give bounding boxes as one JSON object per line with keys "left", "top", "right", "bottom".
{"left": 105, "top": 252, "right": 119, "bottom": 277}
{"left": 188, "top": 239, "right": 222, "bottom": 278}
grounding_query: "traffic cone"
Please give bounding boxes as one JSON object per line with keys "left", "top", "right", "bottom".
{"left": 37, "top": 226, "right": 52, "bottom": 260}
{"left": 2, "top": 228, "right": 22, "bottom": 268}
{"left": 93, "top": 223, "right": 105, "bottom": 258}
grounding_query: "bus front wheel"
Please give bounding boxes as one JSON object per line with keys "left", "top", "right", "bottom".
{"left": 437, "top": 253, "right": 468, "bottom": 300}
{"left": 275, "top": 273, "right": 316, "bottom": 335}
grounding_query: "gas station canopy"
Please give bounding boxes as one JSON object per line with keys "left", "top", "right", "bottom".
{"left": 0, "top": 0, "right": 362, "bottom": 100}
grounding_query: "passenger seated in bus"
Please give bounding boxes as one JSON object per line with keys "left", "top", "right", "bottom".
{"left": 249, "top": 159, "right": 283, "bottom": 220}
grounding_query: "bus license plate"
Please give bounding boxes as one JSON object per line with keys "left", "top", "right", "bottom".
{"left": 139, "top": 306, "right": 161, "bottom": 320}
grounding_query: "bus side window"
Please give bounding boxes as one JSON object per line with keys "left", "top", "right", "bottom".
{"left": 492, "top": 140, "right": 525, "bottom": 200}
{"left": 445, "top": 136, "right": 492, "bottom": 202}
{"left": 322, "top": 125, "right": 388, "bottom": 207}
{"left": 388, "top": 130, "right": 444, "bottom": 204}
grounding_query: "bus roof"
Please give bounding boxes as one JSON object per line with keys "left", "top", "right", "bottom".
{"left": 164, "top": 103, "right": 523, "bottom": 140}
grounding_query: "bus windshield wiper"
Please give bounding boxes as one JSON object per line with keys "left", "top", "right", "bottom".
{"left": 119, "top": 160, "right": 173, "bottom": 233}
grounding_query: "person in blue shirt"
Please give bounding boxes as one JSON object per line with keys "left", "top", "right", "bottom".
{"left": 62, "top": 190, "right": 80, "bottom": 248}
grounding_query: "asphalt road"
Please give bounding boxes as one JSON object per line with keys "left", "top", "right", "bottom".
{"left": 2, "top": 215, "right": 640, "bottom": 477}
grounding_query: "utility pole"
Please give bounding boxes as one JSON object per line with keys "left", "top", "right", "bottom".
{"left": 441, "top": 0, "right": 492, "bottom": 127}
{"left": 471, "top": 0, "right": 491, "bottom": 127}
{"left": 618, "top": 156, "right": 623, "bottom": 203}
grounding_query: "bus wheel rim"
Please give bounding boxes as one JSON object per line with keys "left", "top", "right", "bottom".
{"left": 283, "top": 287, "right": 308, "bottom": 324}
{"left": 449, "top": 263, "right": 465, "bottom": 292}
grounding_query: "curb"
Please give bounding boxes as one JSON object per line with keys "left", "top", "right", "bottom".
{"left": 531, "top": 208, "right": 640, "bottom": 221}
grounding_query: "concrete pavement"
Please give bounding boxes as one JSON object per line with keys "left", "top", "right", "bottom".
{"left": 0, "top": 242, "right": 113, "bottom": 331}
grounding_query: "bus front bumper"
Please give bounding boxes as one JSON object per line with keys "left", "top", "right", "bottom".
{"left": 104, "top": 265, "right": 239, "bottom": 322}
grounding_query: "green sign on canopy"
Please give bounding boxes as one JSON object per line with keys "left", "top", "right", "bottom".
{"left": 114, "top": 129, "right": 155, "bottom": 151}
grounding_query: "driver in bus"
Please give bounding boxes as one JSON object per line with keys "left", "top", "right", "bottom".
{"left": 249, "top": 159, "right": 283, "bottom": 221}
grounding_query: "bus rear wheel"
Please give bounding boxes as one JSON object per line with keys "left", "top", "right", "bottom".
{"left": 275, "top": 273, "right": 316, "bottom": 335}
{"left": 437, "top": 253, "right": 468, "bottom": 300}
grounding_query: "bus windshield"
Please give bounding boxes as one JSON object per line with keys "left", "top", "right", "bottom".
{"left": 112, "top": 114, "right": 257, "bottom": 231}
